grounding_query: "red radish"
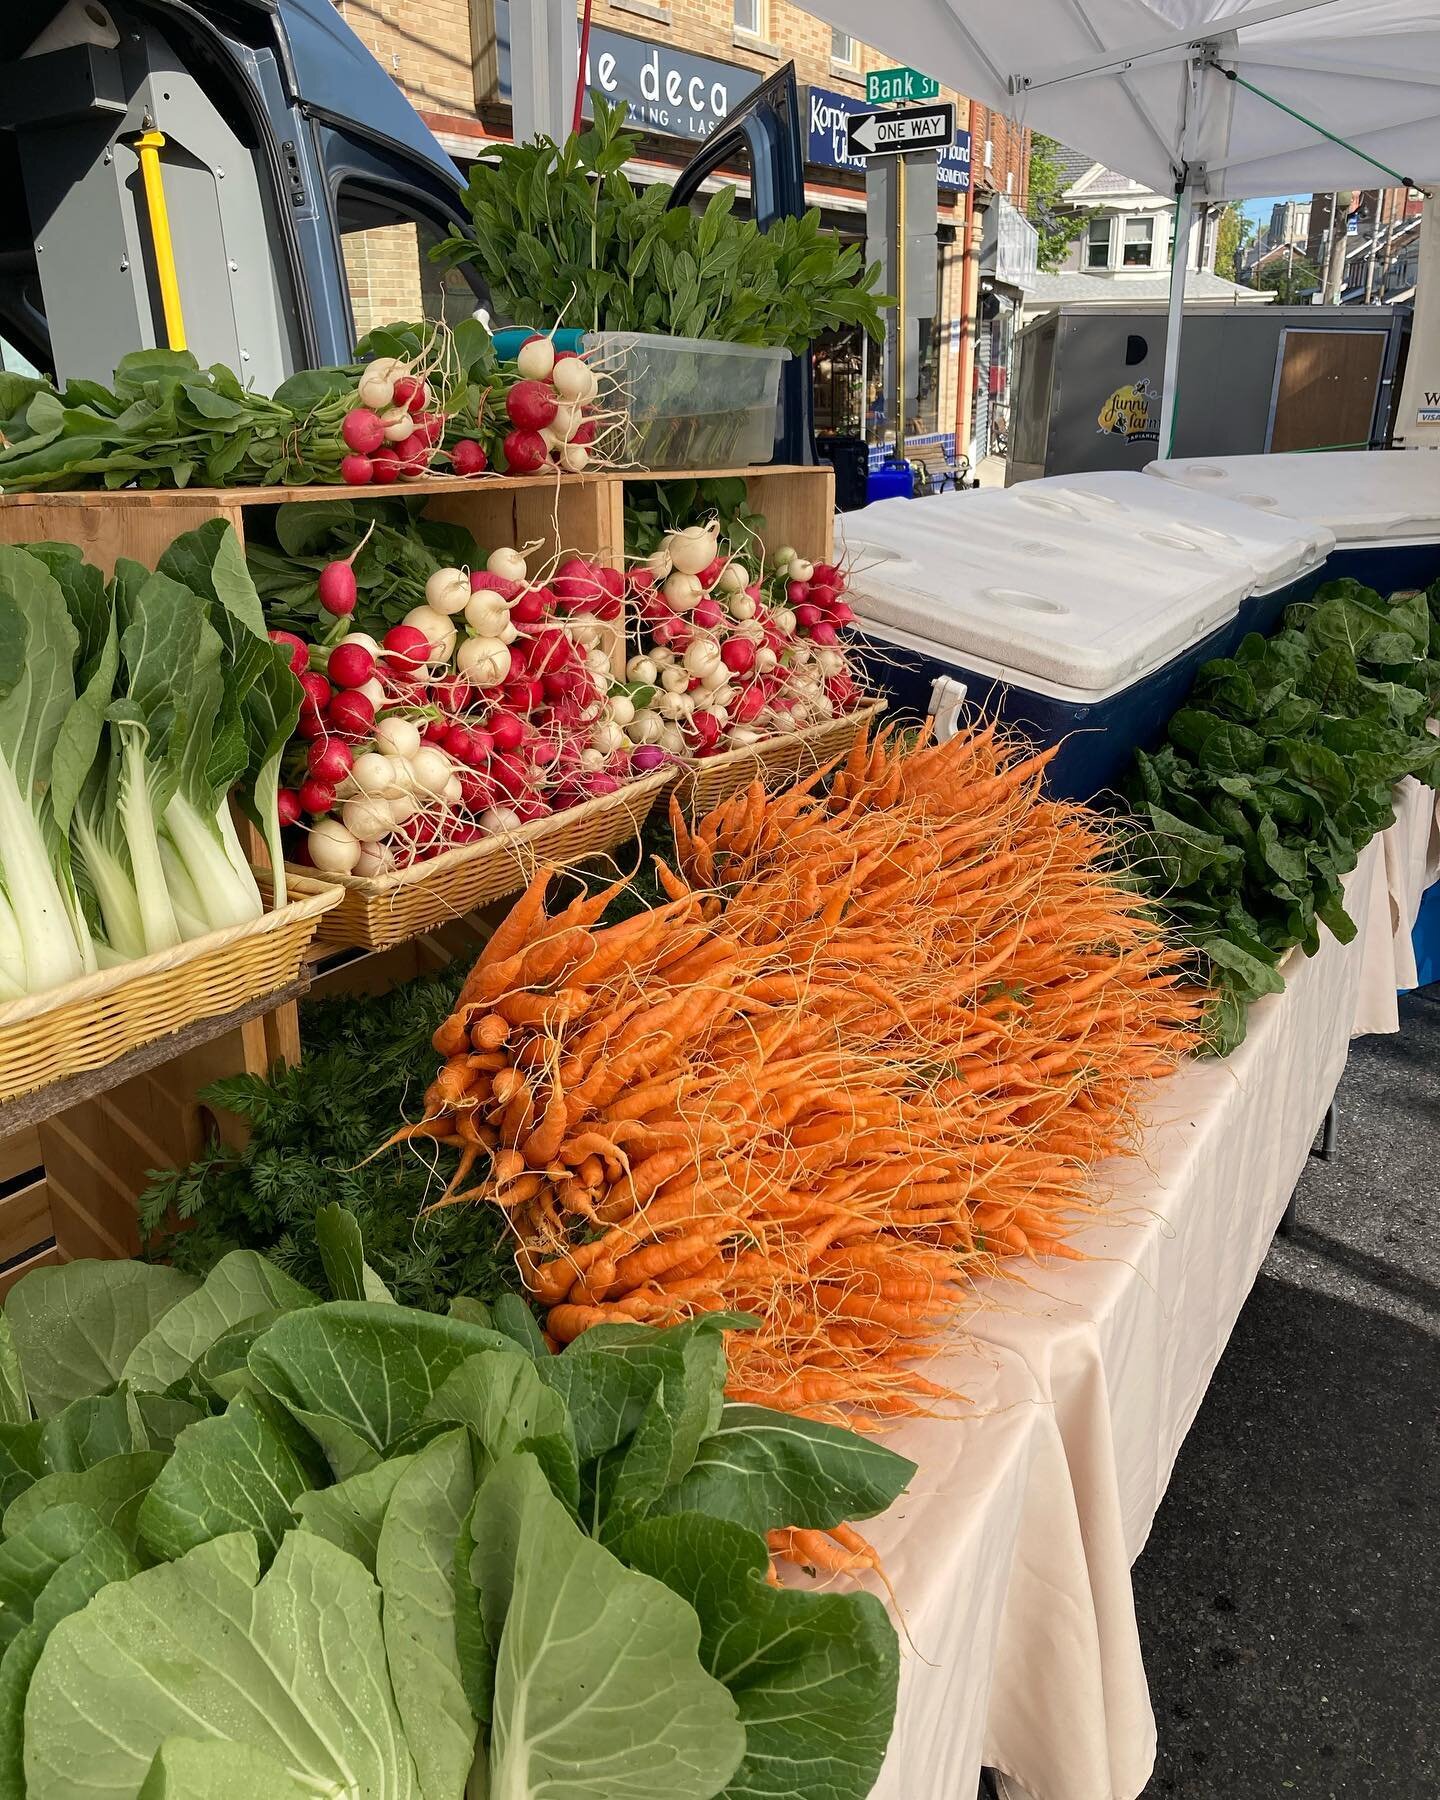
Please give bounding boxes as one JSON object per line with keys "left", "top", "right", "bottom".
{"left": 514, "top": 797, "right": 551, "bottom": 822}
{"left": 468, "top": 727, "right": 496, "bottom": 762}
{"left": 382, "top": 625, "right": 431, "bottom": 669}
{"left": 794, "top": 603, "right": 822, "bottom": 629}
{"left": 692, "top": 710, "right": 724, "bottom": 745}
{"left": 443, "top": 724, "right": 489, "bottom": 766}
{"left": 505, "top": 381, "right": 559, "bottom": 431}
{"left": 296, "top": 707, "right": 325, "bottom": 742}
{"left": 268, "top": 629, "right": 309, "bottom": 675}
{"left": 470, "top": 572, "right": 524, "bottom": 601}
{"left": 698, "top": 558, "right": 726, "bottom": 589}
{"left": 511, "top": 587, "right": 548, "bottom": 624}
{"left": 721, "top": 636, "right": 756, "bottom": 674}
{"left": 489, "top": 711, "right": 524, "bottom": 753}
{"left": 371, "top": 447, "right": 402, "bottom": 484}
{"left": 299, "top": 776, "right": 336, "bottom": 815}
{"left": 306, "top": 738, "right": 352, "bottom": 783}
{"left": 410, "top": 414, "right": 444, "bottom": 449}
{"left": 328, "top": 641, "right": 375, "bottom": 688}
{"left": 693, "top": 598, "right": 723, "bottom": 630}
{"left": 572, "top": 418, "right": 597, "bottom": 446}
{"left": 392, "top": 373, "right": 429, "bottom": 415}
{"left": 327, "top": 690, "right": 375, "bottom": 737}
{"left": 504, "top": 677, "right": 544, "bottom": 714}
{"left": 812, "top": 564, "right": 841, "bottom": 587}
{"left": 451, "top": 438, "right": 487, "bottom": 475}
{"left": 809, "top": 584, "right": 839, "bottom": 612}
{"left": 732, "top": 684, "right": 765, "bottom": 722}
{"left": 277, "top": 787, "right": 303, "bottom": 827}
{"left": 393, "top": 433, "right": 430, "bottom": 474}
{"left": 502, "top": 428, "right": 548, "bottom": 474}
{"left": 342, "top": 409, "right": 386, "bottom": 454}
{"left": 832, "top": 601, "right": 856, "bottom": 626}
{"left": 811, "top": 620, "right": 840, "bottom": 646}
{"left": 455, "top": 769, "right": 492, "bottom": 810}
{"left": 318, "top": 562, "right": 358, "bottom": 617}
{"left": 632, "top": 744, "right": 669, "bottom": 772}
{"left": 530, "top": 736, "right": 560, "bottom": 768}
{"left": 786, "top": 580, "right": 810, "bottom": 606}
{"left": 628, "top": 568, "right": 656, "bottom": 593}
{"left": 340, "top": 454, "right": 374, "bottom": 486}
{"left": 422, "top": 720, "right": 449, "bottom": 745}
{"left": 299, "top": 671, "right": 332, "bottom": 711}
{"left": 431, "top": 675, "right": 477, "bottom": 714}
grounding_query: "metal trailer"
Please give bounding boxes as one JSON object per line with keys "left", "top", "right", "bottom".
{"left": 1008, "top": 302, "right": 1408, "bottom": 483}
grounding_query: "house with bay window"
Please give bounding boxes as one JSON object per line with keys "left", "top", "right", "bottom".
{"left": 1020, "top": 149, "right": 1270, "bottom": 319}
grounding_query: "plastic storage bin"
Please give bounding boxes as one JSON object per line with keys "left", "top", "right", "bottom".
{"left": 866, "top": 459, "right": 915, "bottom": 504}
{"left": 579, "top": 331, "right": 789, "bottom": 469}
{"left": 1011, "top": 472, "right": 1334, "bottom": 642}
{"left": 1145, "top": 451, "right": 1440, "bottom": 594}
{"left": 838, "top": 487, "right": 1256, "bottom": 800}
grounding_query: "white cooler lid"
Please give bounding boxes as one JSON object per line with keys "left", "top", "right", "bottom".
{"left": 1017, "top": 471, "right": 1334, "bottom": 589}
{"left": 1144, "top": 451, "right": 1440, "bottom": 545}
{"left": 839, "top": 490, "right": 1252, "bottom": 701}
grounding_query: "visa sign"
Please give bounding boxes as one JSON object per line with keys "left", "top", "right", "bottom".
{"left": 808, "top": 84, "right": 970, "bottom": 189}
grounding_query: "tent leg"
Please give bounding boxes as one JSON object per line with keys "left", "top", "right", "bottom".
{"left": 1158, "top": 178, "right": 1195, "bottom": 457}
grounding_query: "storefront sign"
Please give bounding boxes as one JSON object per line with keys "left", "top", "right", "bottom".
{"left": 808, "top": 85, "right": 970, "bottom": 190}
{"left": 492, "top": 7, "right": 757, "bottom": 142}
{"left": 581, "top": 31, "right": 759, "bottom": 140}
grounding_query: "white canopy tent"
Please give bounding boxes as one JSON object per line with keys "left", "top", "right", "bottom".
{"left": 800, "top": 0, "right": 1440, "bottom": 449}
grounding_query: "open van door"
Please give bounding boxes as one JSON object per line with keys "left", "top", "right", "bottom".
{"left": 0, "top": 0, "right": 481, "bottom": 387}
{"left": 668, "top": 63, "right": 815, "bottom": 465}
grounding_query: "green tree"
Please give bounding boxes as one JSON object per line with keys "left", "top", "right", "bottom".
{"left": 1257, "top": 252, "right": 1319, "bottom": 304}
{"left": 1025, "top": 134, "right": 1092, "bottom": 272}
{"left": 1214, "top": 203, "right": 1254, "bottom": 282}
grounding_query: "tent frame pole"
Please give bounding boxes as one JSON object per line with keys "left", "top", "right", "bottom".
{"left": 1159, "top": 178, "right": 1195, "bottom": 456}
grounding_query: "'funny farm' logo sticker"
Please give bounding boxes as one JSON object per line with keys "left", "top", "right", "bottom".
{"left": 1098, "top": 379, "right": 1159, "bottom": 444}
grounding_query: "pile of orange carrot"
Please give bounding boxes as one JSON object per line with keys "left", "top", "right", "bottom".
{"left": 407, "top": 722, "right": 1202, "bottom": 1419}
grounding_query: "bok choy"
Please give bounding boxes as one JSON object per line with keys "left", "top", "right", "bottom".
{"left": 0, "top": 529, "right": 301, "bottom": 1001}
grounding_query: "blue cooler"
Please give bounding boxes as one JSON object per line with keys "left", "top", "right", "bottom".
{"left": 1146, "top": 452, "right": 1440, "bottom": 596}
{"left": 839, "top": 487, "right": 1258, "bottom": 802}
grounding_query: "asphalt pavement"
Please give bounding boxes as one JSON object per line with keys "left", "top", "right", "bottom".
{"left": 1132, "top": 988, "right": 1440, "bottom": 1797}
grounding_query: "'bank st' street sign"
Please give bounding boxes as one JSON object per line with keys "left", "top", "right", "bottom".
{"left": 866, "top": 66, "right": 940, "bottom": 105}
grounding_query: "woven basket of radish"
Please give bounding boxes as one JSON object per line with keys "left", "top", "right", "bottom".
{"left": 285, "top": 766, "right": 672, "bottom": 952}
{"left": 618, "top": 520, "right": 878, "bottom": 818}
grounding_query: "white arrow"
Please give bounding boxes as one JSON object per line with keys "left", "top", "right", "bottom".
{"left": 852, "top": 113, "right": 882, "bottom": 153}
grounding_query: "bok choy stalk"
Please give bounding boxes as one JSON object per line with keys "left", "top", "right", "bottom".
{"left": 158, "top": 522, "right": 302, "bottom": 906}
{"left": 0, "top": 548, "right": 105, "bottom": 997}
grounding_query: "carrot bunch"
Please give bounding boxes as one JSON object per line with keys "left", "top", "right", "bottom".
{"left": 409, "top": 721, "right": 1202, "bottom": 1420}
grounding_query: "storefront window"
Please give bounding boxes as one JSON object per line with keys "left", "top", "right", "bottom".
{"left": 1123, "top": 216, "right": 1155, "bottom": 266}
{"left": 1086, "top": 216, "right": 1112, "bottom": 268}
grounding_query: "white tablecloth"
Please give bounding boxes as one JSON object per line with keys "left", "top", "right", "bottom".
{"left": 873, "top": 792, "right": 1436, "bottom": 1800}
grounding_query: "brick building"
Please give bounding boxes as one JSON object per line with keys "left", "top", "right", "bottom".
{"left": 332, "top": 0, "right": 1030, "bottom": 455}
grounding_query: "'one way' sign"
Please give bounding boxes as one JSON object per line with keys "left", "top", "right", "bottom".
{"left": 845, "top": 101, "right": 956, "bottom": 159}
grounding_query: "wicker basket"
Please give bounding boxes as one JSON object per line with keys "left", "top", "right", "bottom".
{"left": 673, "top": 700, "right": 885, "bottom": 821}
{"left": 286, "top": 769, "right": 676, "bottom": 952}
{"left": 0, "top": 886, "right": 342, "bottom": 1106}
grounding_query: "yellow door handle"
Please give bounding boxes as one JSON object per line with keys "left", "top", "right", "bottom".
{"left": 134, "top": 127, "right": 187, "bottom": 351}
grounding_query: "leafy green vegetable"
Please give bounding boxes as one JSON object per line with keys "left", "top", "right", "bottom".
{"left": 435, "top": 97, "right": 890, "bottom": 353}
{"left": 2, "top": 1247, "right": 905, "bottom": 1796}
{"left": 1129, "top": 576, "right": 1440, "bottom": 1051}
{"left": 139, "top": 968, "right": 518, "bottom": 1310}
{"left": 24, "top": 1532, "right": 419, "bottom": 1800}
{"left": 623, "top": 1513, "right": 899, "bottom": 1800}
{"left": 4, "top": 1261, "right": 197, "bottom": 1416}
{"left": 472, "top": 1452, "right": 746, "bottom": 1800}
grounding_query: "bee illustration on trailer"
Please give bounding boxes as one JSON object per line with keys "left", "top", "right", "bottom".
{"left": 1097, "top": 378, "right": 1160, "bottom": 444}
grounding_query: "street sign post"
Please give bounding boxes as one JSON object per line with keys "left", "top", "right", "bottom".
{"left": 846, "top": 102, "right": 956, "bottom": 160}
{"left": 866, "top": 66, "right": 940, "bottom": 105}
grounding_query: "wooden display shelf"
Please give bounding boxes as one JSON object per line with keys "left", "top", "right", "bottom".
{"left": 0, "top": 463, "right": 834, "bottom": 583}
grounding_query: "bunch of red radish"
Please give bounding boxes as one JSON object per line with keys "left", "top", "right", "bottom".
{"left": 621, "top": 521, "right": 864, "bottom": 759}
{"left": 269, "top": 544, "right": 641, "bottom": 877}
{"left": 336, "top": 354, "right": 487, "bottom": 487}
{"left": 499, "top": 336, "right": 602, "bottom": 475}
